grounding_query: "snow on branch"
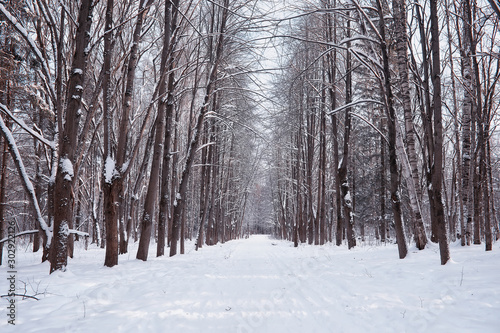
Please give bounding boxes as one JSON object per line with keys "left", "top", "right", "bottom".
{"left": 0, "top": 4, "right": 56, "bottom": 103}
{"left": 327, "top": 99, "right": 384, "bottom": 116}
{"left": 60, "top": 157, "right": 74, "bottom": 181}
{"left": 0, "top": 230, "right": 38, "bottom": 244}
{"left": 350, "top": 0, "right": 383, "bottom": 42}
{"left": 69, "top": 229, "right": 90, "bottom": 237}
{"left": 339, "top": 34, "right": 380, "bottom": 46}
{"left": 350, "top": 112, "right": 389, "bottom": 145}
{"left": 104, "top": 156, "right": 119, "bottom": 184}
{"left": 0, "top": 104, "right": 55, "bottom": 149}
{"left": 0, "top": 114, "right": 52, "bottom": 246}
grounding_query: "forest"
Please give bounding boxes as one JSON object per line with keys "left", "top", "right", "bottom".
{"left": 1, "top": 0, "right": 500, "bottom": 331}
{"left": 0, "top": 0, "right": 499, "bottom": 274}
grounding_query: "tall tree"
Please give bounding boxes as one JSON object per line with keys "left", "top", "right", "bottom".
{"left": 170, "top": 0, "right": 230, "bottom": 256}
{"left": 428, "top": 0, "right": 450, "bottom": 264}
{"left": 50, "top": 0, "right": 95, "bottom": 273}
{"left": 376, "top": 0, "right": 408, "bottom": 259}
{"left": 136, "top": 0, "right": 175, "bottom": 261}
{"left": 392, "top": 0, "right": 427, "bottom": 250}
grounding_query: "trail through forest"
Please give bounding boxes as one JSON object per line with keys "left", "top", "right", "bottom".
{"left": 1, "top": 235, "right": 499, "bottom": 332}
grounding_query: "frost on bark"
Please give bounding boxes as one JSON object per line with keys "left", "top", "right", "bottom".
{"left": 51, "top": 0, "right": 94, "bottom": 273}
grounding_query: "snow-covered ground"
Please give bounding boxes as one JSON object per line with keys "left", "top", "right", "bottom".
{"left": 1, "top": 235, "right": 499, "bottom": 332}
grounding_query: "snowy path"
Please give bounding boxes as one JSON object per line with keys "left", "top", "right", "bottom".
{"left": 1, "top": 235, "right": 500, "bottom": 332}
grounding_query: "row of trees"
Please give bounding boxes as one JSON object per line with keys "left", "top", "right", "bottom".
{"left": 269, "top": 0, "right": 500, "bottom": 264}
{"left": 0, "top": 0, "right": 265, "bottom": 272}
{"left": 1, "top": 0, "right": 499, "bottom": 271}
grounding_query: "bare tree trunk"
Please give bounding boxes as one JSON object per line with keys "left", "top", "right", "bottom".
{"left": 380, "top": 118, "right": 387, "bottom": 243}
{"left": 318, "top": 72, "right": 327, "bottom": 245}
{"left": 170, "top": 0, "right": 230, "bottom": 256}
{"left": 196, "top": 127, "right": 211, "bottom": 250}
{"left": 429, "top": 0, "right": 450, "bottom": 264}
{"left": 158, "top": 0, "right": 180, "bottom": 257}
{"left": 393, "top": 0, "right": 427, "bottom": 250}
{"left": 483, "top": 135, "right": 492, "bottom": 251}
{"left": 0, "top": 119, "right": 8, "bottom": 265}
{"left": 487, "top": 139, "right": 500, "bottom": 241}
{"left": 136, "top": 0, "right": 175, "bottom": 261}
{"left": 459, "top": 0, "right": 475, "bottom": 246}
{"left": 444, "top": 0, "right": 461, "bottom": 243}
{"left": 339, "top": 12, "right": 355, "bottom": 249}
{"left": 51, "top": 0, "right": 94, "bottom": 273}
{"left": 294, "top": 127, "right": 301, "bottom": 247}
{"left": 101, "top": 0, "right": 119, "bottom": 268}
{"left": 376, "top": 0, "right": 408, "bottom": 259}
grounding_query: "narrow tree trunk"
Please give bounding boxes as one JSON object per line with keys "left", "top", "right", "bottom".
{"left": 393, "top": 0, "right": 427, "bottom": 250}
{"left": 295, "top": 103, "right": 303, "bottom": 247}
{"left": 158, "top": 0, "right": 180, "bottom": 257}
{"left": 340, "top": 12, "right": 355, "bottom": 249}
{"left": 195, "top": 127, "right": 211, "bottom": 250}
{"left": 459, "top": 0, "right": 475, "bottom": 246}
{"left": 0, "top": 119, "right": 8, "bottom": 265}
{"left": 380, "top": 118, "right": 387, "bottom": 243}
{"left": 483, "top": 136, "right": 492, "bottom": 251}
{"left": 170, "top": 0, "right": 229, "bottom": 256}
{"left": 136, "top": 0, "right": 174, "bottom": 261}
{"left": 101, "top": 0, "right": 119, "bottom": 268}
{"left": 429, "top": 0, "right": 450, "bottom": 264}
{"left": 377, "top": 0, "right": 408, "bottom": 259}
{"left": 318, "top": 74, "right": 327, "bottom": 245}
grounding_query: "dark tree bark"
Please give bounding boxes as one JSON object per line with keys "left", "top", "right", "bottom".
{"left": 136, "top": 0, "right": 176, "bottom": 261}
{"left": 0, "top": 118, "right": 8, "bottom": 265}
{"left": 158, "top": 0, "right": 180, "bottom": 257}
{"left": 339, "top": 12, "right": 355, "bottom": 249}
{"left": 428, "top": 0, "right": 450, "bottom": 264}
{"left": 102, "top": 0, "right": 118, "bottom": 268}
{"left": 51, "top": 0, "right": 94, "bottom": 273}
{"left": 170, "top": 0, "right": 230, "bottom": 256}
{"left": 325, "top": 2, "right": 342, "bottom": 246}
{"left": 379, "top": 118, "right": 387, "bottom": 243}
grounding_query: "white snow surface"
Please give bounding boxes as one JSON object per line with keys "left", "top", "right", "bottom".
{"left": 60, "top": 158, "right": 74, "bottom": 181}
{"left": 104, "top": 156, "right": 118, "bottom": 183}
{"left": 1, "top": 236, "right": 499, "bottom": 332}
